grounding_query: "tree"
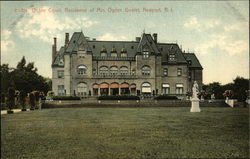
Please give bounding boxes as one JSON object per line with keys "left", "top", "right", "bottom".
{"left": 7, "top": 87, "right": 15, "bottom": 114}
{"left": 19, "top": 91, "right": 27, "bottom": 111}
{"left": 232, "top": 77, "right": 249, "bottom": 102}
{"left": 29, "top": 93, "right": 35, "bottom": 110}
{"left": 203, "top": 82, "right": 224, "bottom": 99}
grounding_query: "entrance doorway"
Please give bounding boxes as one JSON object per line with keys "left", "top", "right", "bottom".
{"left": 100, "top": 83, "right": 109, "bottom": 96}
{"left": 111, "top": 83, "right": 119, "bottom": 96}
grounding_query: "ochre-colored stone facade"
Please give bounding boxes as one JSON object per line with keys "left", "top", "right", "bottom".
{"left": 52, "top": 32, "right": 203, "bottom": 98}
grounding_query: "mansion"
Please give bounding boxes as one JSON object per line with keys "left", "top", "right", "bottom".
{"left": 52, "top": 31, "right": 203, "bottom": 97}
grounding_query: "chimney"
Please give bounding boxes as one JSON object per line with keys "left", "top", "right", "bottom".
{"left": 153, "top": 33, "right": 157, "bottom": 43}
{"left": 136, "top": 37, "right": 141, "bottom": 42}
{"left": 65, "top": 33, "right": 69, "bottom": 46}
{"left": 52, "top": 37, "right": 57, "bottom": 63}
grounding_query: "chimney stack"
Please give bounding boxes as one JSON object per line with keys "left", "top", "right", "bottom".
{"left": 153, "top": 33, "right": 157, "bottom": 43}
{"left": 52, "top": 37, "right": 57, "bottom": 63}
{"left": 65, "top": 33, "right": 69, "bottom": 46}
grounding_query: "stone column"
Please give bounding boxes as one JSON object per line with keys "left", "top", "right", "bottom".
{"left": 119, "top": 87, "right": 121, "bottom": 95}
{"left": 98, "top": 88, "right": 100, "bottom": 96}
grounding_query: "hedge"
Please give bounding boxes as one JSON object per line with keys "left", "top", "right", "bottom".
{"left": 98, "top": 95, "right": 140, "bottom": 100}
{"left": 154, "top": 95, "right": 179, "bottom": 100}
{"left": 52, "top": 96, "right": 81, "bottom": 100}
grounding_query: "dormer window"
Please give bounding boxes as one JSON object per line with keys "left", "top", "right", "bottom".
{"left": 169, "top": 54, "right": 176, "bottom": 61}
{"left": 121, "top": 47, "right": 127, "bottom": 57}
{"left": 187, "top": 60, "right": 192, "bottom": 65}
{"left": 101, "top": 52, "right": 107, "bottom": 57}
{"left": 111, "top": 46, "right": 117, "bottom": 57}
{"left": 143, "top": 51, "right": 149, "bottom": 59}
{"left": 100, "top": 46, "right": 107, "bottom": 57}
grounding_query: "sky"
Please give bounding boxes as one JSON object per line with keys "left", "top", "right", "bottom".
{"left": 1, "top": 1, "right": 249, "bottom": 84}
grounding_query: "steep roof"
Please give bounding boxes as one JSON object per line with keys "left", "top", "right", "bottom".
{"left": 183, "top": 53, "right": 203, "bottom": 68}
{"left": 157, "top": 43, "right": 187, "bottom": 64}
{"left": 88, "top": 41, "right": 138, "bottom": 57}
{"left": 136, "top": 33, "right": 160, "bottom": 54}
{"left": 52, "top": 32, "right": 201, "bottom": 68}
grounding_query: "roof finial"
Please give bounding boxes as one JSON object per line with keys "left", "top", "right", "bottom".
{"left": 143, "top": 28, "right": 145, "bottom": 34}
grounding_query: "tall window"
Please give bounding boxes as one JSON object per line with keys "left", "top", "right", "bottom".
{"left": 58, "top": 70, "right": 64, "bottom": 78}
{"left": 120, "top": 66, "right": 128, "bottom": 75}
{"left": 176, "top": 84, "right": 184, "bottom": 94}
{"left": 143, "top": 51, "right": 149, "bottom": 59}
{"left": 169, "top": 54, "right": 176, "bottom": 61}
{"left": 163, "top": 68, "right": 168, "bottom": 76}
{"left": 142, "top": 66, "right": 151, "bottom": 76}
{"left": 142, "top": 82, "right": 151, "bottom": 93}
{"left": 110, "top": 66, "right": 118, "bottom": 76}
{"left": 162, "top": 84, "right": 170, "bottom": 94}
{"left": 77, "top": 65, "right": 87, "bottom": 75}
{"left": 177, "top": 68, "right": 182, "bottom": 76}
{"left": 58, "top": 85, "right": 65, "bottom": 95}
{"left": 77, "top": 83, "right": 87, "bottom": 96}
{"left": 99, "top": 66, "right": 109, "bottom": 76}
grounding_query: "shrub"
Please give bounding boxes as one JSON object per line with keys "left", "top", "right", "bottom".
{"left": 29, "top": 93, "right": 35, "bottom": 109}
{"left": 19, "top": 91, "right": 26, "bottom": 109}
{"left": 154, "top": 95, "right": 179, "bottom": 100}
{"left": 7, "top": 87, "right": 15, "bottom": 110}
{"left": 52, "top": 96, "right": 81, "bottom": 100}
{"left": 98, "top": 95, "right": 140, "bottom": 100}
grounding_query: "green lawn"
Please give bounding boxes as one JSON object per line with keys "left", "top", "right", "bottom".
{"left": 1, "top": 107, "right": 249, "bottom": 159}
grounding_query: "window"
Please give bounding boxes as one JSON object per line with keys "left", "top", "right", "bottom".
{"left": 58, "top": 85, "right": 65, "bottom": 95}
{"left": 143, "top": 51, "right": 149, "bottom": 59}
{"left": 77, "top": 83, "right": 87, "bottom": 96}
{"left": 110, "top": 66, "right": 118, "bottom": 76}
{"left": 131, "top": 46, "right": 134, "bottom": 49}
{"left": 121, "top": 53, "right": 127, "bottom": 57}
{"left": 101, "top": 52, "right": 107, "bottom": 57}
{"left": 77, "top": 65, "right": 87, "bottom": 75}
{"left": 99, "top": 66, "right": 109, "bottom": 76}
{"left": 120, "top": 66, "right": 128, "bottom": 75}
{"left": 177, "top": 68, "right": 182, "bottom": 76}
{"left": 176, "top": 84, "right": 184, "bottom": 94}
{"left": 111, "top": 53, "right": 117, "bottom": 57}
{"left": 162, "top": 84, "right": 170, "bottom": 94}
{"left": 58, "top": 70, "right": 64, "bottom": 78}
{"left": 142, "top": 66, "right": 151, "bottom": 76}
{"left": 142, "top": 82, "right": 151, "bottom": 93}
{"left": 93, "top": 45, "right": 95, "bottom": 49}
{"left": 163, "top": 68, "right": 168, "bottom": 76}
{"left": 169, "top": 54, "right": 176, "bottom": 61}
{"left": 93, "top": 69, "right": 96, "bottom": 75}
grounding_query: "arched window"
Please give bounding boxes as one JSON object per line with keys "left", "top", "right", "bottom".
{"left": 142, "top": 82, "right": 151, "bottom": 93}
{"left": 77, "top": 65, "right": 87, "bottom": 75}
{"left": 77, "top": 82, "right": 87, "bottom": 96}
{"left": 141, "top": 65, "right": 151, "bottom": 76}
{"left": 110, "top": 66, "right": 118, "bottom": 76}
{"left": 99, "top": 66, "right": 109, "bottom": 75}
{"left": 120, "top": 66, "right": 128, "bottom": 75}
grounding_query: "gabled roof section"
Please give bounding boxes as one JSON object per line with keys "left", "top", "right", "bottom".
{"left": 157, "top": 43, "right": 187, "bottom": 64}
{"left": 136, "top": 33, "right": 160, "bottom": 54}
{"left": 65, "top": 32, "right": 91, "bottom": 53}
{"left": 183, "top": 53, "right": 203, "bottom": 68}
